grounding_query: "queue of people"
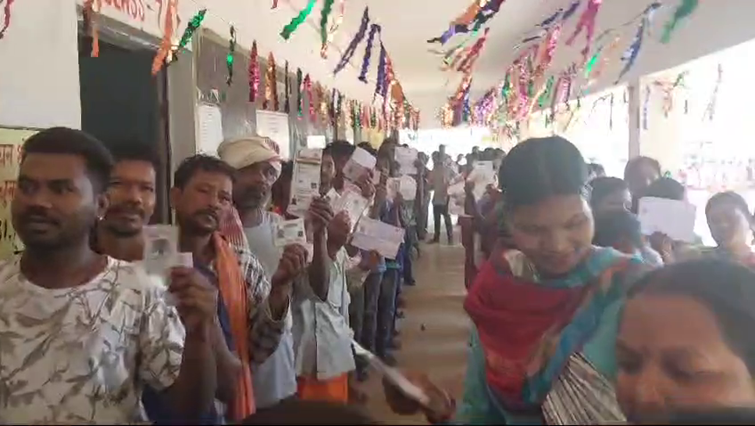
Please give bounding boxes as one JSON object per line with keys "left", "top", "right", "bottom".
{"left": 3, "top": 127, "right": 755, "bottom": 425}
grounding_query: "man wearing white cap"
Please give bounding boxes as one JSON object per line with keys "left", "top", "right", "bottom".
{"left": 218, "top": 136, "right": 334, "bottom": 409}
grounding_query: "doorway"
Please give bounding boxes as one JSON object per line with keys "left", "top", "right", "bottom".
{"left": 77, "top": 28, "right": 171, "bottom": 224}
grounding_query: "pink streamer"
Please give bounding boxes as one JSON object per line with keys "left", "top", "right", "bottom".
{"left": 565, "top": 0, "right": 603, "bottom": 62}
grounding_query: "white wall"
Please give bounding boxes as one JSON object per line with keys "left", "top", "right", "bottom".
{"left": 0, "top": 0, "right": 81, "bottom": 129}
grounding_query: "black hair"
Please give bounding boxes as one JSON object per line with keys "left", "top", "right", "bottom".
{"left": 325, "top": 140, "right": 356, "bottom": 159}
{"left": 279, "top": 160, "right": 293, "bottom": 180}
{"left": 640, "top": 177, "right": 686, "bottom": 201}
{"left": 356, "top": 141, "right": 372, "bottom": 150}
{"left": 173, "top": 154, "right": 236, "bottom": 189}
{"left": 22, "top": 127, "right": 114, "bottom": 194}
{"left": 587, "top": 162, "right": 606, "bottom": 177}
{"left": 706, "top": 191, "right": 751, "bottom": 219}
{"left": 624, "top": 156, "right": 662, "bottom": 182}
{"left": 108, "top": 142, "right": 161, "bottom": 171}
{"left": 629, "top": 259, "right": 755, "bottom": 373}
{"left": 499, "top": 136, "right": 588, "bottom": 210}
{"left": 238, "top": 399, "right": 376, "bottom": 425}
{"left": 593, "top": 210, "right": 643, "bottom": 249}
{"left": 589, "top": 177, "right": 628, "bottom": 211}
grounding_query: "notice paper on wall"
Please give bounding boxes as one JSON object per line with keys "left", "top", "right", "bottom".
{"left": 256, "top": 110, "right": 291, "bottom": 159}
{"left": 638, "top": 197, "right": 697, "bottom": 243}
{"left": 197, "top": 104, "right": 224, "bottom": 156}
{"left": 287, "top": 148, "right": 323, "bottom": 217}
{"left": 351, "top": 217, "right": 405, "bottom": 259}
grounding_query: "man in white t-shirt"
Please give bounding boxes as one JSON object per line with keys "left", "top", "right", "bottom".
{"left": 0, "top": 128, "right": 217, "bottom": 424}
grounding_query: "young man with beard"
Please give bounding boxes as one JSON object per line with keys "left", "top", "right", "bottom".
{"left": 93, "top": 143, "right": 159, "bottom": 261}
{"left": 170, "top": 154, "right": 309, "bottom": 421}
{"left": 0, "top": 127, "right": 217, "bottom": 424}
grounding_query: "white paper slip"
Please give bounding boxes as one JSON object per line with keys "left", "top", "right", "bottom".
{"left": 288, "top": 149, "right": 323, "bottom": 217}
{"left": 352, "top": 340, "right": 431, "bottom": 407}
{"left": 173, "top": 252, "right": 194, "bottom": 268}
{"left": 351, "top": 217, "right": 405, "bottom": 259}
{"left": 386, "top": 177, "right": 401, "bottom": 201}
{"left": 343, "top": 147, "right": 377, "bottom": 183}
{"left": 394, "top": 146, "right": 418, "bottom": 176}
{"left": 638, "top": 196, "right": 698, "bottom": 243}
{"left": 273, "top": 218, "right": 308, "bottom": 247}
{"left": 325, "top": 187, "right": 341, "bottom": 210}
{"left": 398, "top": 175, "right": 417, "bottom": 201}
{"left": 333, "top": 185, "right": 370, "bottom": 229}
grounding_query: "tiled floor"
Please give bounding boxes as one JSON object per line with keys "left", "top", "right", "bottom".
{"left": 357, "top": 239, "right": 471, "bottom": 424}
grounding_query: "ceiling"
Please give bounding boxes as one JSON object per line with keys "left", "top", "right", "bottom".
{"left": 185, "top": 0, "right": 755, "bottom": 129}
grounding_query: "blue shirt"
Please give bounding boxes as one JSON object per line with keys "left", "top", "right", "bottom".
{"left": 142, "top": 265, "right": 235, "bottom": 425}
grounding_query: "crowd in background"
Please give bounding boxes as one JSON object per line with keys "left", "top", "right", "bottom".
{"left": 3, "top": 127, "right": 755, "bottom": 425}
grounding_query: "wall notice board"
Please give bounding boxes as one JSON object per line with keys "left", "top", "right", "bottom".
{"left": 0, "top": 127, "right": 36, "bottom": 259}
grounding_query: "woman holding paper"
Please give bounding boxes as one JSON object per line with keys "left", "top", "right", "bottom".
{"left": 385, "top": 137, "right": 644, "bottom": 424}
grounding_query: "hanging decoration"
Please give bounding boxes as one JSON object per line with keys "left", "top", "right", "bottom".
{"left": 373, "top": 44, "right": 388, "bottom": 101}
{"left": 151, "top": 0, "right": 178, "bottom": 75}
{"left": 248, "top": 41, "right": 260, "bottom": 102}
{"left": 703, "top": 64, "right": 723, "bottom": 121}
{"left": 304, "top": 73, "right": 315, "bottom": 122}
{"left": 428, "top": 0, "right": 505, "bottom": 45}
{"left": 616, "top": 3, "right": 660, "bottom": 83}
{"left": 334, "top": 7, "right": 370, "bottom": 75}
{"left": 296, "top": 68, "right": 304, "bottom": 118}
{"left": 456, "top": 27, "right": 491, "bottom": 74}
{"left": 0, "top": 0, "right": 16, "bottom": 40}
{"left": 319, "top": 0, "right": 336, "bottom": 57}
{"left": 642, "top": 84, "right": 651, "bottom": 129}
{"left": 263, "top": 52, "right": 279, "bottom": 111}
{"left": 537, "top": 76, "right": 555, "bottom": 109}
{"left": 82, "top": 0, "right": 101, "bottom": 57}
{"left": 565, "top": 0, "right": 604, "bottom": 62}
{"left": 322, "top": 0, "right": 346, "bottom": 58}
{"left": 662, "top": 0, "right": 699, "bottom": 43}
{"left": 284, "top": 61, "right": 291, "bottom": 113}
{"left": 281, "top": 0, "right": 317, "bottom": 40}
{"left": 358, "top": 24, "right": 381, "bottom": 83}
{"left": 272, "top": 0, "right": 279, "bottom": 9}
{"left": 174, "top": 9, "right": 206, "bottom": 57}
{"left": 226, "top": 26, "right": 237, "bottom": 86}
{"left": 652, "top": 71, "right": 687, "bottom": 117}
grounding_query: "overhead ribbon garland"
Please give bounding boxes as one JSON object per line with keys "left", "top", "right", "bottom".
{"left": 272, "top": 0, "right": 278, "bottom": 9}
{"left": 0, "top": 0, "right": 16, "bottom": 40}
{"left": 263, "top": 52, "right": 278, "bottom": 110}
{"left": 322, "top": 0, "right": 346, "bottom": 58}
{"left": 358, "top": 24, "right": 381, "bottom": 83}
{"left": 616, "top": 3, "right": 659, "bottom": 83}
{"left": 226, "top": 26, "right": 237, "bottom": 86}
{"left": 319, "top": 0, "right": 336, "bottom": 57}
{"left": 296, "top": 68, "right": 303, "bottom": 117}
{"left": 661, "top": 0, "right": 699, "bottom": 43}
{"left": 82, "top": 0, "right": 101, "bottom": 57}
{"left": 456, "top": 27, "right": 490, "bottom": 74}
{"left": 173, "top": 8, "right": 206, "bottom": 57}
{"left": 565, "top": 0, "right": 603, "bottom": 62}
{"left": 334, "top": 7, "right": 370, "bottom": 75}
{"left": 248, "top": 41, "right": 259, "bottom": 102}
{"left": 373, "top": 44, "right": 388, "bottom": 100}
{"left": 151, "top": 0, "right": 177, "bottom": 75}
{"left": 304, "top": 73, "right": 315, "bottom": 122}
{"left": 280, "top": 0, "right": 317, "bottom": 40}
{"left": 428, "top": 0, "right": 505, "bottom": 45}
{"left": 284, "top": 61, "right": 291, "bottom": 113}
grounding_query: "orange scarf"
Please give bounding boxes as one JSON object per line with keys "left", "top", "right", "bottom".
{"left": 212, "top": 232, "right": 256, "bottom": 420}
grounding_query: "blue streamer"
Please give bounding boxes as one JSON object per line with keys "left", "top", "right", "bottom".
{"left": 428, "top": 0, "right": 504, "bottom": 44}
{"left": 358, "top": 24, "right": 381, "bottom": 83}
{"left": 562, "top": 0, "right": 581, "bottom": 21}
{"left": 334, "top": 7, "right": 370, "bottom": 75}
{"left": 374, "top": 43, "right": 388, "bottom": 100}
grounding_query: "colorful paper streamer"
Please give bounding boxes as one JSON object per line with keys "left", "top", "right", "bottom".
{"left": 0, "top": 0, "right": 16, "bottom": 40}
{"left": 284, "top": 61, "right": 290, "bottom": 113}
{"left": 662, "top": 0, "right": 699, "bottom": 43}
{"left": 263, "top": 52, "right": 278, "bottom": 111}
{"left": 281, "top": 0, "right": 317, "bottom": 40}
{"left": 334, "top": 7, "right": 370, "bottom": 75}
{"left": 226, "top": 26, "right": 236, "bottom": 86}
{"left": 82, "top": 0, "right": 101, "bottom": 57}
{"left": 374, "top": 43, "right": 388, "bottom": 100}
{"left": 565, "top": 0, "right": 603, "bottom": 61}
{"left": 319, "top": 0, "right": 335, "bottom": 57}
{"left": 174, "top": 8, "right": 206, "bottom": 55}
{"left": 358, "top": 24, "right": 381, "bottom": 83}
{"left": 248, "top": 41, "right": 259, "bottom": 102}
{"left": 151, "top": 0, "right": 177, "bottom": 75}
{"left": 322, "top": 0, "right": 346, "bottom": 58}
{"left": 296, "top": 68, "right": 303, "bottom": 117}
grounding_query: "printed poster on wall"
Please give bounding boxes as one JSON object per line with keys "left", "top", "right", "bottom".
{"left": 197, "top": 104, "right": 224, "bottom": 157}
{"left": 256, "top": 110, "right": 291, "bottom": 159}
{"left": 0, "top": 128, "right": 36, "bottom": 259}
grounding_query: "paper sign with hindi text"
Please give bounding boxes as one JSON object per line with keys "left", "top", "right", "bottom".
{"left": 0, "top": 128, "right": 35, "bottom": 259}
